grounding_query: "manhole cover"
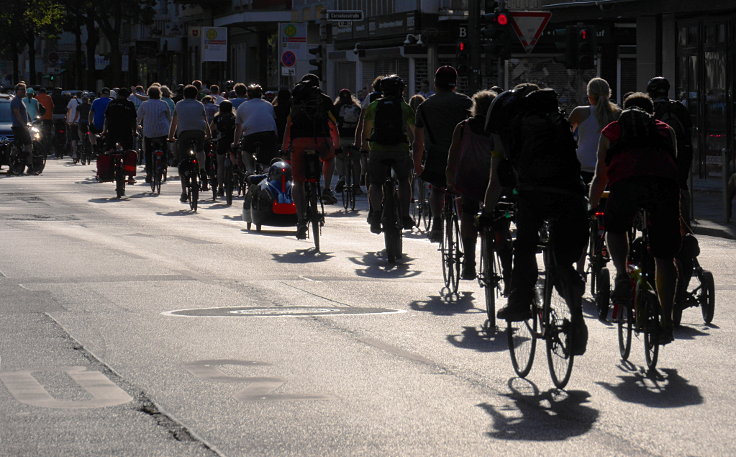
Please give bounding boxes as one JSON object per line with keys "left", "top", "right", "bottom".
{"left": 163, "top": 306, "right": 404, "bottom": 317}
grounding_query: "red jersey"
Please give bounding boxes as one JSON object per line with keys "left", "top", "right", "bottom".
{"left": 36, "top": 93, "right": 54, "bottom": 120}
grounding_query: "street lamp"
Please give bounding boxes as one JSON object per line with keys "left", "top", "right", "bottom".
{"left": 403, "top": 34, "right": 424, "bottom": 46}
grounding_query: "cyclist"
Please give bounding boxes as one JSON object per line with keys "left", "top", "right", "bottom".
{"left": 413, "top": 66, "right": 473, "bottom": 242}
{"left": 283, "top": 74, "right": 340, "bottom": 239}
{"left": 76, "top": 95, "right": 92, "bottom": 157}
{"left": 168, "top": 84, "right": 211, "bottom": 202}
{"left": 22, "top": 87, "right": 41, "bottom": 121}
{"left": 103, "top": 88, "right": 137, "bottom": 187}
{"left": 89, "top": 88, "right": 112, "bottom": 151}
{"left": 66, "top": 93, "right": 82, "bottom": 160}
{"left": 647, "top": 76, "right": 693, "bottom": 222}
{"left": 360, "top": 75, "right": 415, "bottom": 233}
{"left": 589, "top": 92, "right": 680, "bottom": 345}
{"left": 334, "top": 88, "right": 362, "bottom": 194}
{"left": 484, "top": 85, "right": 589, "bottom": 355}
{"left": 202, "top": 95, "right": 218, "bottom": 124}
{"left": 230, "top": 83, "right": 248, "bottom": 109}
{"left": 137, "top": 85, "right": 172, "bottom": 183}
{"left": 231, "top": 83, "right": 278, "bottom": 174}
{"left": 10, "top": 83, "right": 34, "bottom": 174}
{"left": 446, "top": 90, "right": 496, "bottom": 280}
{"left": 210, "top": 100, "right": 236, "bottom": 198}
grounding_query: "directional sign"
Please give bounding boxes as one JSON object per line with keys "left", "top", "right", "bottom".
{"left": 510, "top": 11, "right": 552, "bottom": 53}
{"left": 325, "top": 10, "right": 364, "bottom": 21}
{"left": 281, "top": 50, "right": 296, "bottom": 67}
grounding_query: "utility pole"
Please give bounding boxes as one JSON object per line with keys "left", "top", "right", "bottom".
{"left": 468, "top": 0, "right": 481, "bottom": 94}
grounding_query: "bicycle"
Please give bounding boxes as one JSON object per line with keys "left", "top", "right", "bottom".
{"left": 303, "top": 149, "right": 325, "bottom": 251}
{"left": 673, "top": 257, "right": 715, "bottom": 326}
{"left": 79, "top": 126, "right": 93, "bottom": 165}
{"left": 614, "top": 209, "right": 662, "bottom": 370}
{"left": 204, "top": 141, "right": 218, "bottom": 201}
{"left": 412, "top": 176, "right": 432, "bottom": 231}
{"left": 478, "top": 201, "right": 514, "bottom": 334}
{"left": 96, "top": 143, "right": 127, "bottom": 198}
{"left": 340, "top": 145, "right": 360, "bottom": 211}
{"left": 149, "top": 138, "right": 167, "bottom": 195}
{"left": 587, "top": 192, "right": 611, "bottom": 320}
{"left": 440, "top": 191, "right": 462, "bottom": 294}
{"left": 180, "top": 140, "right": 200, "bottom": 212}
{"left": 372, "top": 159, "right": 403, "bottom": 263}
{"left": 507, "top": 217, "right": 577, "bottom": 389}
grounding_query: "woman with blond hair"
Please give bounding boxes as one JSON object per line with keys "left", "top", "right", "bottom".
{"left": 568, "top": 77, "right": 621, "bottom": 183}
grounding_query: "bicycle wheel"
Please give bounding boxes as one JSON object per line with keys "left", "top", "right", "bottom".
{"left": 507, "top": 300, "right": 538, "bottom": 378}
{"left": 224, "top": 162, "right": 234, "bottom": 206}
{"left": 189, "top": 174, "right": 199, "bottom": 212}
{"left": 699, "top": 270, "right": 715, "bottom": 324}
{"left": 616, "top": 301, "right": 633, "bottom": 361}
{"left": 8, "top": 145, "right": 25, "bottom": 175}
{"left": 449, "top": 208, "right": 462, "bottom": 293}
{"left": 383, "top": 185, "right": 401, "bottom": 263}
{"left": 440, "top": 215, "right": 451, "bottom": 289}
{"left": 150, "top": 155, "right": 158, "bottom": 193}
{"left": 308, "top": 185, "right": 321, "bottom": 251}
{"left": 588, "top": 221, "right": 598, "bottom": 296}
{"left": 638, "top": 282, "right": 660, "bottom": 370}
{"left": 480, "top": 228, "right": 496, "bottom": 329}
{"left": 115, "top": 165, "right": 125, "bottom": 198}
{"left": 544, "top": 258, "right": 575, "bottom": 389}
{"left": 596, "top": 267, "right": 611, "bottom": 320}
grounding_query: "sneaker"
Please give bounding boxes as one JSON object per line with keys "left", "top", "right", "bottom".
{"left": 322, "top": 188, "right": 338, "bottom": 204}
{"left": 611, "top": 273, "right": 632, "bottom": 304}
{"left": 571, "top": 319, "right": 589, "bottom": 356}
{"left": 401, "top": 216, "right": 415, "bottom": 230}
{"left": 335, "top": 178, "right": 345, "bottom": 193}
{"left": 368, "top": 211, "right": 382, "bottom": 234}
{"left": 296, "top": 223, "right": 308, "bottom": 240}
{"left": 428, "top": 218, "right": 442, "bottom": 243}
{"left": 180, "top": 192, "right": 188, "bottom": 202}
{"left": 462, "top": 263, "right": 477, "bottom": 280}
{"left": 496, "top": 304, "right": 532, "bottom": 321}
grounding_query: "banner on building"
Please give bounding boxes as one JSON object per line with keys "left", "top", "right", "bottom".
{"left": 202, "top": 27, "right": 228, "bottom": 62}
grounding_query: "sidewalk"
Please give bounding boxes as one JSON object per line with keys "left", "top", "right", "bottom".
{"left": 691, "top": 188, "right": 736, "bottom": 240}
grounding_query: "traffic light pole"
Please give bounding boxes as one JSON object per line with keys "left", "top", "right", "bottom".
{"left": 468, "top": 0, "right": 481, "bottom": 94}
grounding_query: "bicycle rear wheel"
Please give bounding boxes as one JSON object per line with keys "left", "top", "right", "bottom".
{"left": 480, "top": 228, "right": 496, "bottom": 329}
{"left": 544, "top": 263, "right": 575, "bottom": 389}
{"left": 189, "top": 174, "right": 199, "bottom": 212}
{"left": 308, "top": 184, "right": 321, "bottom": 251}
{"left": 638, "top": 282, "right": 660, "bottom": 370}
{"left": 699, "top": 270, "right": 715, "bottom": 324}
{"left": 383, "top": 185, "right": 402, "bottom": 263}
{"left": 616, "top": 302, "right": 633, "bottom": 360}
{"left": 447, "top": 208, "right": 462, "bottom": 293}
{"left": 596, "top": 267, "right": 611, "bottom": 320}
{"left": 507, "top": 301, "right": 538, "bottom": 378}
{"left": 114, "top": 163, "right": 125, "bottom": 198}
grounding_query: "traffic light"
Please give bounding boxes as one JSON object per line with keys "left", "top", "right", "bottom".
{"left": 456, "top": 40, "right": 469, "bottom": 76}
{"left": 481, "top": 9, "right": 514, "bottom": 60}
{"left": 554, "top": 26, "right": 578, "bottom": 69}
{"left": 307, "top": 45, "right": 323, "bottom": 80}
{"left": 49, "top": 74, "right": 55, "bottom": 82}
{"left": 577, "top": 26, "right": 597, "bottom": 69}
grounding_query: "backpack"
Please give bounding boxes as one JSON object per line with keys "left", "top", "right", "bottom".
{"left": 654, "top": 100, "right": 690, "bottom": 149}
{"left": 509, "top": 89, "right": 581, "bottom": 189}
{"left": 338, "top": 104, "right": 361, "bottom": 130}
{"left": 454, "top": 118, "right": 492, "bottom": 201}
{"left": 606, "top": 108, "right": 675, "bottom": 165}
{"left": 215, "top": 112, "right": 235, "bottom": 136}
{"left": 290, "top": 82, "right": 329, "bottom": 136}
{"left": 371, "top": 98, "right": 406, "bottom": 145}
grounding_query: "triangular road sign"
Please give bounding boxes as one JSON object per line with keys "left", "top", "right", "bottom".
{"left": 511, "top": 11, "right": 552, "bottom": 53}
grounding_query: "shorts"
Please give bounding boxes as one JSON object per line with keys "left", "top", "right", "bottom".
{"left": 11, "top": 126, "right": 32, "bottom": 146}
{"left": 289, "top": 137, "right": 332, "bottom": 183}
{"left": 420, "top": 146, "right": 447, "bottom": 188}
{"left": 606, "top": 177, "right": 681, "bottom": 258}
{"left": 367, "top": 149, "right": 412, "bottom": 185}
{"left": 242, "top": 131, "right": 277, "bottom": 165}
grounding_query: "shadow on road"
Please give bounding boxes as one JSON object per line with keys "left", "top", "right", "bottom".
{"left": 409, "top": 291, "right": 481, "bottom": 316}
{"left": 272, "top": 248, "right": 333, "bottom": 263}
{"left": 88, "top": 197, "right": 127, "bottom": 203}
{"left": 673, "top": 325, "right": 711, "bottom": 341}
{"left": 447, "top": 325, "right": 508, "bottom": 352}
{"left": 243, "top": 227, "right": 297, "bottom": 238}
{"left": 349, "top": 252, "right": 420, "bottom": 278}
{"left": 156, "top": 209, "right": 194, "bottom": 216}
{"left": 478, "top": 378, "right": 599, "bottom": 441}
{"left": 224, "top": 214, "right": 242, "bottom": 221}
{"left": 596, "top": 364, "right": 703, "bottom": 408}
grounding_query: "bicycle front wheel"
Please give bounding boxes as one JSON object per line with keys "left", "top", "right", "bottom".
{"left": 616, "top": 301, "right": 633, "bottom": 361}
{"left": 480, "top": 228, "right": 496, "bottom": 329}
{"left": 507, "top": 305, "right": 538, "bottom": 378}
{"left": 383, "top": 187, "right": 402, "bottom": 263}
{"left": 308, "top": 185, "right": 321, "bottom": 251}
{"left": 638, "top": 283, "right": 660, "bottom": 370}
{"left": 544, "top": 266, "right": 575, "bottom": 389}
{"left": 700, "top": 270, "right": 715, "bottom": 324}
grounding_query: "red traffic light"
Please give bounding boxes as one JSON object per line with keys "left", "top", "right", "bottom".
{"left": 580, "top": 29, "right": 589, "bottom": 40}
{"left": 497, "top": 13, "right": 509, "bottom": 26}
{"left": 458, "top": 41, "right": 466, "bottom": 52}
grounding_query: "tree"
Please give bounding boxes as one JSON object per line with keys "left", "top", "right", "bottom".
{"left": 0, "top": 0, "right": 64, "bottom": 84}
{"left": 94, "top": 0, "right": 155, "bottom": 86}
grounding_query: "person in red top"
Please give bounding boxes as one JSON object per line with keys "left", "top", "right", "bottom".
{"left": 589, "top": 92, "right": 679, "bottom": 344}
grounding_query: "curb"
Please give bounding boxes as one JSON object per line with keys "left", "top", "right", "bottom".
{"left": 691, "top": 223, "right": 736, "bottom": 240}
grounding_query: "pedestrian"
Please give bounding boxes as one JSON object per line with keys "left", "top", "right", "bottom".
{"left": 10, "top": 83, "right": 34, "bottom": 174}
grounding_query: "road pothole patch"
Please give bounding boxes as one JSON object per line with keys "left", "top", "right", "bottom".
{"left": 162, "top": 306, "right": 404, "bottom": 318}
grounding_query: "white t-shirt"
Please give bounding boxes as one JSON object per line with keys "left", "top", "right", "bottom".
{"left": 235, "top": 98, "right": 277, "bottom": 137}
{"left": 66, "top": 97, "right": 81, "bottom": 123}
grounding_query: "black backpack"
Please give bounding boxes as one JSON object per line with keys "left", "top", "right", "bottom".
{"left": 654, "top": 100, "right": 690, "bottom": 148}
{"left": 215, "top": 112, "right": 235, "bottom": 135}
{"left": 509, "top": 89, "right": 580, "bottom": 188}
{"left": 290, "top": 82, "right": 329, "bottom": 136}
{"left": 371, "top": 98, "right": 406, "bottom": 145}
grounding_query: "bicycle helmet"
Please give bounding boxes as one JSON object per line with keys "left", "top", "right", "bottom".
{"left": 379, "top": 75, "right": 405, "bottom": 97}
{"left": 646, "top": 76, "right": 670, "bottom": 97}
{"left": 268, "top": 160, "right": 293, "bottom": 182}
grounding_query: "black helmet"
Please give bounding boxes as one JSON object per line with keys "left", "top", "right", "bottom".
{"left": 646, "top": 76, "right": 670, "bottom": 97}
{"left": 268, "top": 160, "right": 292, "bottom": 182}
{"left": 380, "top": 75, "right": 405, "bottom": 97}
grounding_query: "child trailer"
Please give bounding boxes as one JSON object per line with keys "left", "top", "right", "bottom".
{"left": 243, "top": 160, "right": 297, "bottom": 231}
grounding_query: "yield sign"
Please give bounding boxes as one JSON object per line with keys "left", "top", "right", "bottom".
{"left": 510, "top": 11, "right": 552, "bottom": 53}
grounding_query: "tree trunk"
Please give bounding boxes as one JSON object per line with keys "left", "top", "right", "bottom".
{"left": 27, "top": 33, "right": 36, "bottom": 85}
{"left": 85, "top": 15, "right": 98, "bottom": 90}
{"left": 74, "top": 24, "right": 83, "bottom": 89}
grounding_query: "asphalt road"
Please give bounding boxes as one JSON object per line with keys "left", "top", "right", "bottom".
{"left": 0, "top": 159, "right": 734, "bottom": 457}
